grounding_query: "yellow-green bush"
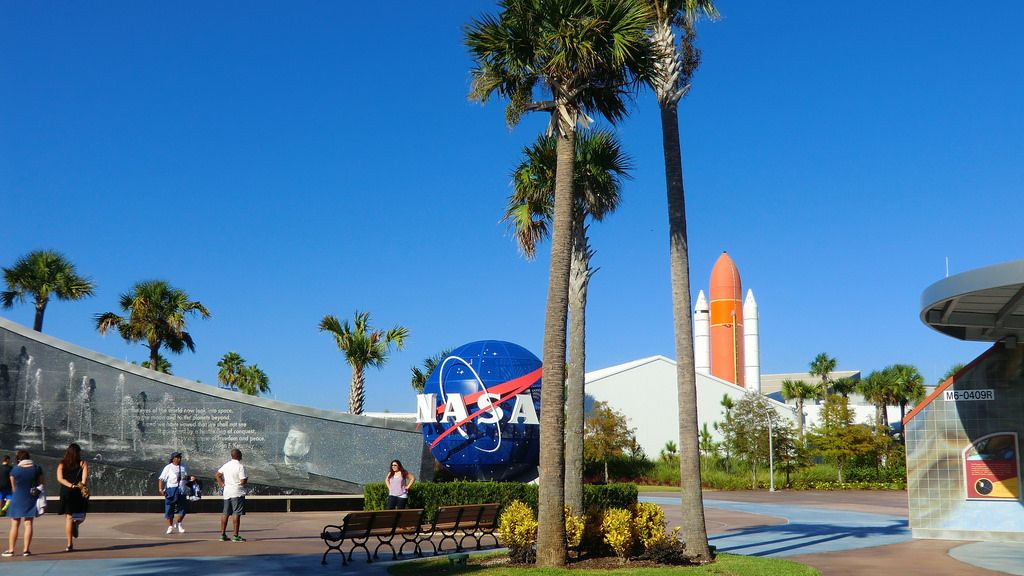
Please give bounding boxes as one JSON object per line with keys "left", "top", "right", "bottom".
{"left": 564, "top": 506, "right": 584, "bottom": 550}
{"left": 600, "top": 508, "right": 634, "bottom": 560}
{"left": 497, "top": 500, "right": 537, "bottom": 564}
{"left": 633, "top": 502, "right": 666, "bottom": 551}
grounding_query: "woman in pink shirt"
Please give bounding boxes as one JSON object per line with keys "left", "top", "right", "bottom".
{"left": 384, "top": 460, "right": 415, "bottom": 509}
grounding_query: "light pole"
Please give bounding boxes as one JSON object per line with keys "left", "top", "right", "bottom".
{"left": 762, "top": 405, "right": 775, "bottom": 492}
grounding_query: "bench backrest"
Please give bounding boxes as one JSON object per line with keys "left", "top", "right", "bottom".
{"left": 342, "top": 509, "right": 424, "bottom": 536}
{"left": 431, "top": 503, "right": 501, "bottom": 530}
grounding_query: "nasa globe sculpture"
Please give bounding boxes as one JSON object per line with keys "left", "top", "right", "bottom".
{"left": 416, "top": 340, "right": 542, "bottom": 481}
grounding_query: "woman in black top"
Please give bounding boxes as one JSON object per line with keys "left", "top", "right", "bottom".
{"left": 56, "top": 443, "right": 88, "bottom": 552}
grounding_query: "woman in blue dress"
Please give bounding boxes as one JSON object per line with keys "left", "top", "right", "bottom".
{"left": 3, "top": 450, "right": 44, "bottom": 557}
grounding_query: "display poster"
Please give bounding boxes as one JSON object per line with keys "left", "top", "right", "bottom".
{"left": 963, "top": 432, "right": 1020, "bottom": 501}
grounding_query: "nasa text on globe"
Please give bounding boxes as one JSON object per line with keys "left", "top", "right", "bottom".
{"left": 418, "top": 341, "right": 542, "bottom": 481}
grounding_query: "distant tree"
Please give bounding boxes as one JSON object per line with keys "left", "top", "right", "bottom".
{"left": 831, "top": 376, "right": 858, "bottom": 399}
{"left": 238, "top": 364, "right": 270, "bottom": 396}
{"left": 217, "top": 352, "right": 246, "bottom": 391}
{"left": 886, "top": 363, "right": 926, "bottom": 426}
{"left": 857, "top": 370, "right": 892, "bottom": 429}
{"left": 95, "top": 280, "right": 210, "bottom": 371}
{"left": 940, "top": 362, "right": 966, "bottom": 384}
{"left": 780, "top": 379, "right": 822, "bottom": 441}
{"left": 139, "top": 353, "right": 172, "bottom": 374}
{"left": 772, "top": 421, "right": 805, "bottom": 487}
{"left": 410, "top": 349, "right": 451, "bottom": 393}
{"left": 716, "top": 392, "right": 776, "bottom": 488}
{"left": 584, "top": 400, "right": 639, "bottom": 483}
{"left": 660, "top": 439, "right": 680, "bottom": 463}
{"left": 806, "top": 395, "right": 874, "bottom": 481}
{"left": 319, "top": 310, "right": 408, "bottom": 414}
{"left": 2, "top": 249, "right": 95, "bottom": 331}
{"left": 809, "top": 352, "right": 837, "bottom": 394}
{"left": 714, "top": 394, "right": 736, "bottom": 472}
{"left": 697, "top": 424, "right": 716, "bottom": 469}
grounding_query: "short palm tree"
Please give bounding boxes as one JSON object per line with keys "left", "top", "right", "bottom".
{"left": 831, "top": 376, "right": 858, "bottom": 399}
{"left": 319, "top": 311, "right": 408, "bottom": 415}
{"left": 780, "top": 379, "right": 822, "bottom": 440}
{"left": 887, "top": 363, "right": 926, "bottom": 426}
{"left": 238, "top": 364, "right": 270, "bottom": 396}
{"left": 466, "top": 0, "right": 650, "bottom": 564}
{"left": 217, "top": 352, "right": 247, "bottom": 391}
{"left": 410, "top": 349, "right": 451, "bottom": 393}
{"left": 857, "top": 370, "right": 891, "bottom": 428}
{"left": 2, "top": 249, "right": 96, "bottom": 331}
{"left": 504, "top": 130, "right": 631, "bottom": 515}
{"left": 643, "top": 0, "right": 718, "bottom": 561}
{"left": 95, "top": 280, "right": 210, "bottom": 371}
{"left": 141, "top": 353, "right": 173, "bottom": 374}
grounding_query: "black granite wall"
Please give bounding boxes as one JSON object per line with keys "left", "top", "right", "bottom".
{"left": 0, "top": 317, "right": 431, "bottom": 496}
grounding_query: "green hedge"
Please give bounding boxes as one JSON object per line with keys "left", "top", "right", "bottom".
{"left": 364, "top": 481, "right": 637, "bottom": 522}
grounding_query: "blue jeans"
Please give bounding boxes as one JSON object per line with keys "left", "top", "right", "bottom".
{"left": 164, "top": 487, "right": 187, "bottom": 519}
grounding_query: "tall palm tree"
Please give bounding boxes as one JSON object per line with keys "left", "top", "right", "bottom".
{"left": 780, "top": 379, "right": 822, "bottom": 440}
{"left": 504, "top": 130, "right": 631, "bottom": 515}
{"left": 319, "top": 311, "right": 408, "bottom": 415}
{"left": 643, "top": 0, "right": 717, "bottom": 561}
{"left": 2, "top": 249, "right": 96, "bottom": 331}
{"left": 410, "top": 349, "right": 451, "bottom": 393}
{"left": 809, "top": 352, "right": 838, "bottom": 395}
{"left": 466, "top": 0, "right": 650, "bottom": 565}
{"left": 217, "top": 352, "right": 247, "bottom": 391}
{"left": 95, "top": 280, "right": 210, "bottom": 371}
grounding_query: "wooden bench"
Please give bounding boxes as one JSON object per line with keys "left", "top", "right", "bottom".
{"left": 418, "top": 503, "right": 501, "bottom": 555}
{"left": 320, "top": 508, "right": 424, "bottom": 566}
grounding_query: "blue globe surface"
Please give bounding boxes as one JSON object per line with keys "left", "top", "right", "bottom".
{"left": 420, "top": 340, "right": 541, "bottom": 481}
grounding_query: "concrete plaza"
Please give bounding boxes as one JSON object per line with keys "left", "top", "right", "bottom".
{"left": 0, "top": 490, "right": 1020, "bottom": 575}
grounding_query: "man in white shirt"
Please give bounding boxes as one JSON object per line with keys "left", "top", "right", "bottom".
{"left": 215, "top": 448, "right": 248, "bottom": 542}
{"left": 157, "top": 452, "right": 188, "bottom": 534}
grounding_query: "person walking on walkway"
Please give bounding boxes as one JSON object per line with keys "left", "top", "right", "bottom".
{"left": 56, "top": 443, "right": 89, "bottom": 552}
{"left": 384, "top": 459, "right": 414, "bottom": 509}
{"left": 3, "top": 450, "right": 43, "bottom": 557}
{"left": 158, "top": 451, "right": 188, "bottom": 534}
{"left": 216, "top": 448, "right": 247, "bottom": 542}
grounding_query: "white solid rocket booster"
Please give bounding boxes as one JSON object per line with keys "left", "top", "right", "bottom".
{"left": 694, "top": 290, "right": 710, "bottom": 375}
{"left": 743, "top": 289, "right": 760, "bottom": 394}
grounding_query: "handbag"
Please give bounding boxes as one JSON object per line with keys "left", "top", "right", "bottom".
{"left": 29, "top": 486, "right": 41, "bottom": 498}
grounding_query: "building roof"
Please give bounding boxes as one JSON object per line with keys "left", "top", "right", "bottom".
{"left": 921, "top": 259, "right": 1024, "bottom": 343}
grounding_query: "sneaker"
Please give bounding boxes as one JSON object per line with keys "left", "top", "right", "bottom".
{"left": 1, "top": 550, "right": 13, "bottom": 557}
{"left": 219, "top": 534, "right": 229, "bottom": 542}
{"left": 232, "top": 535, "right": 246, "bottom": 542}
{"left": 177, "top": 524, "right": 185, "bottom": 534}
{"left": 166, "top": 526, "right": 174, "bottom": 535}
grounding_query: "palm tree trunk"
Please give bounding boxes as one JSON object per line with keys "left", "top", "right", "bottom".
{"left": 536, "top": 128, "right": 575, "bottom": 567}
{"left": 149, "top": 344, "right": 161, "bottom": 374}
{"left": 33, "top": 300, "right": 46, "bottom": 331}
{"left": 350, "top": 365, "right": 366, "bottom": 415}
{"left": 564, "top": 217, "right": 591, "bottom": 515}
{"left": 796, "top": 398, "right": 805, "bottom": 440}
{"left": 662, "top": 102, "right": 711, "bottom": 561}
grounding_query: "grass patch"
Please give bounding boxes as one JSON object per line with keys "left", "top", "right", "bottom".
{"left": 387, "top": 552, "right": 819, "bottom": 576}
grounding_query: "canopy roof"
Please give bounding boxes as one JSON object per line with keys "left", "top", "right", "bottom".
{"left": 921, "top": 260, "right": 1024, "bottom": 343}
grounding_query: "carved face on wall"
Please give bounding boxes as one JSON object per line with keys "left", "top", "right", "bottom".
{"left": 283, "top": 427, "right": 311, "bottom": 462}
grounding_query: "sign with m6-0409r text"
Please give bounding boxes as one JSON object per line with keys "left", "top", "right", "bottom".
{"left": 944, "top": 389, "right": 995, "bottom": 402}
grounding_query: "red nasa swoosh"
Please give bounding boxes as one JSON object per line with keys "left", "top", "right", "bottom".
{"left": 428, "top": 367, "right": 542, "bottom": 449}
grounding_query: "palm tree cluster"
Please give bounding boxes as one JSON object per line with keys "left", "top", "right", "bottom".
{"left": 466, "top": 0, "right": 719, "bottom": 565}
{"left": 217, "top": 351, "right": 271, "bottom": 396}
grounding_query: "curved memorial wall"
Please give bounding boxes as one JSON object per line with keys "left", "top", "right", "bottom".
{"left": 0, "top": 316, "right": 430, "bottom": 496}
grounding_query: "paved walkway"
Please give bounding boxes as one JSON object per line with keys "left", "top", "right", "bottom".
{"left": 0, "top": 491, "right": 1020, "bottom": 575}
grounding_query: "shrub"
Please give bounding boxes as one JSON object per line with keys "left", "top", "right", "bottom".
{"left": 564, "top": 507, "right": 584, "bottom": 550}
{"left": 498, "top": 500, "right": 537, "bottom": 564}
{"left": 633, "top": 502, "right": 666, "bottom": 551}
{"left": 637, "top": 527, "right": 693, "bottom": 565}
{"left": 600, "top": 508, "right": 634, "bottom": 560}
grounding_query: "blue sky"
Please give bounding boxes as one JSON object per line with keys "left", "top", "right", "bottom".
{"left": 2, "top": 2, "right": 1021, "bottom": 413}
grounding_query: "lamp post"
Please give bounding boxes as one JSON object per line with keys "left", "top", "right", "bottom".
{"left": 762, "top": 405, "right": 775, "bottom": 492}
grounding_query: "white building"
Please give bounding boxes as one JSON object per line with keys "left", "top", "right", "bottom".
{"left": 584, "top": 355, "right": 796, "bottom": 459}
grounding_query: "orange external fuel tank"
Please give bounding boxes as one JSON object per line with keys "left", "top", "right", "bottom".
{"left": 709, "top": 252, "right": 744, "bottom": 386}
